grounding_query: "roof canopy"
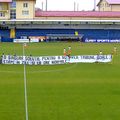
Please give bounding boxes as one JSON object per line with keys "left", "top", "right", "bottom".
{"left": 107, "top": 0, "right": 120, "bottom": 4}
{"left": 0, "top": 0, "right": 12, "bottom": 2}
{"left": 0, "top": 0, "right": 36, "bottom": 2}
{"left": 35, "top": 11, "right": 120, "bottom": 18}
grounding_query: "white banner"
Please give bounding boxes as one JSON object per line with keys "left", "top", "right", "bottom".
{"left": 30, "top": 39, "right": 39, "bottom": 43}
{"left": 2, "top": 55, "right": 112, "bottom": 65}
{"left": 66, "top": 55, "right": 112, "bottom": 63}
{"left": 2, "top": 55, "right": 66, "bottom": 65}
{"left": 85, "top": 39, "right": 120, "bottom": 43}
{"left": 13, "top": 39, "right": 29, "bottom": 43}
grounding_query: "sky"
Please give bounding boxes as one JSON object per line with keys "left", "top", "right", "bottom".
{"left": 35, "top": 0, "right": 100, "bottom": 11}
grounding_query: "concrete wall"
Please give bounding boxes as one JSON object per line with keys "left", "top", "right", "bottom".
{"left": 35, "top": 16, "right": 120, "bottom": 20}
{"left": 111, "top": 5, "right": 120, "bottom": 11}
{"left": 14, "top": 24, "right": 120, "bottom": 30}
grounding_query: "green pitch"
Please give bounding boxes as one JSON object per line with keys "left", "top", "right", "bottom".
{"left": 0, "top": 42, "right": 120, "bottom": 120}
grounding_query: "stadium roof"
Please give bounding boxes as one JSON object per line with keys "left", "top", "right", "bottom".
{"left": 106, "top": 0, "right": 120, "bottom": 4}
{"left": 97, "top": 0, "right": 120, "bottom": 5}
{"left": 0, "top": 0, "right": 12, "bottom": 2}
{"left": 0, "top": 0, "right": 36, "bottom": 2}
{"left": 35, "top": 11, "right": 120, "bottom": 18}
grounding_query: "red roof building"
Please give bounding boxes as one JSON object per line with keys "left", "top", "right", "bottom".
{"left": 0, "top": 0, "right": 12, "bottom": 2}
{"left": 35, "top": 11, "right": 120, "bottom": 19}
{"left": 97, "top": 0, "right": 120, "bottom": 11}
{"left": 98, "top": 0, "right": 120, "bottom": 5}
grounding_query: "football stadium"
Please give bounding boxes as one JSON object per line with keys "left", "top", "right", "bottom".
{"left": 0, "top": 0, "right": 120, "bottom": 120}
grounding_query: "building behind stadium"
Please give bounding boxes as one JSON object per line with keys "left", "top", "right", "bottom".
{"left": 0, "top": 0, "right": 120, "bottom": 20}
{"left": 0, "top": 0, "right": 120, "bottom": 43}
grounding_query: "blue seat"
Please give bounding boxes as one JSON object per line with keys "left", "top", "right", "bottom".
{"left": 1, "top": 29, "right": 120, "bottom": 41}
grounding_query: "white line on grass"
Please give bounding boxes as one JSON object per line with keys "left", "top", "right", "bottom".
{"left": 23, "top": 44, "right": 29, "bottom": 120}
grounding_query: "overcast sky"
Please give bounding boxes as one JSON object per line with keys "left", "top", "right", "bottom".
{"left": 35, "top": 0, "right": 100, "bottom": 11}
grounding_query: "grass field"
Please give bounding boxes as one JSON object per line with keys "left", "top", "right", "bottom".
{"left": 0, "top": 42, "right": 120, "bottom": 120}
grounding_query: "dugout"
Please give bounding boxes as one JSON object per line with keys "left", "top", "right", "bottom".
{"left": 46, "top": 34, "right": 83, "bottom": 42}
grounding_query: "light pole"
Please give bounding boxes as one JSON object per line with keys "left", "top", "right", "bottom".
{"left": 46, "top": 0, "right": 48, "bottom": 11}
{"left": 94, "top": 0, "right": 96, "bottom": 11}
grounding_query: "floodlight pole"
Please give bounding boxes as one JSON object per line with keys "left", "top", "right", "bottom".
{"left": 74, "top": 2, "right": 76, "bottom": 11}
{"left": 46, "top": 0, "right": 48, "bottom": 11}
{"left": 94, "top": 0, "right": 96, "bottom": 11}
{"left": 23, "top": 43, "right": 29, "bottom": 120}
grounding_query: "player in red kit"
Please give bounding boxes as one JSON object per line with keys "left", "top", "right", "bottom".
{"left": 63, "top": 48, "right": 67, "bottom": 56}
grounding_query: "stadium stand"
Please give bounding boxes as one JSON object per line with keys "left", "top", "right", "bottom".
{"left": 1, "top": 28, "right": 120, "bottom": 42}
{"left": 0, "top": 29, "right": 13, "bottom": 42}
{"left": 15, "top": 29, "right": 120, "bottom": 40}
